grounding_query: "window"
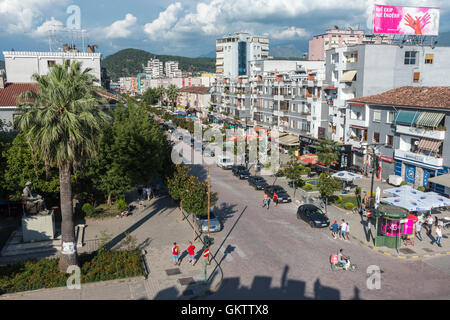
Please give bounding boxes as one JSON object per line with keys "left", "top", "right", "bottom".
{"left": 386, "top": 135, "right": 394, "bottom": 147}
{"left": 411, "top": 138, "right": 420, "bottom": 153}
{"left": 387, "top": 111, "right": 395, "bottom": 124}
{"left": 413, "top": 72, "right": 420, "bottom": 83}
{"left": 425, "top": 54, "right": 434, "bottom": 64}
{"left": 373, "top": 132, "right": 380, "bottom": 143}
{"left": 47, "top": 60, "right": 56, "bottom": 68}
{"left": 404, "top": 51, "right": 417, "bottom": 65}
{"left": 373, "top": 111, "right": 381, "bottom": 122}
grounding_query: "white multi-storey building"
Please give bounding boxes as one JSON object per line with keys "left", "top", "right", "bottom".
{"left": 2, "top": 51, "right": 102, "bottom": 84}
{"left": 143, "top": 58, "right": 164, "bottom": 78}
{"left": 165, "top": 61, "right": 182, "bottom": 78}
{"left": 216, "top": 32, "right": 269, "bottom": 79}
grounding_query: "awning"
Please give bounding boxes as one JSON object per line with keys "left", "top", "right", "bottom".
{"left": 393, "top": 110, "right": 421, "bottom": 126}
{"left": 278, "top": 134, "right": 300, "bottom": 146}
{"left": 416, "top": 112, "right": 445, "bottom": 128}
{"left": 350, "top": 125, "right": 367, "bottom": 130}
{"left": 324, "top": 86, "right": 337, "bottom": 90}
{"left": 418, "top": 138, "right": 442, "bottom": 152}
{"left": 340, "top": 70, "right": 357, "bottom": 83}
{"left": 429, "top": 174, "right": 450, "bottom": 188}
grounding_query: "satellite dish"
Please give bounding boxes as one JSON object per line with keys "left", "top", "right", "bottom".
{"left": 414, "top": 141, "right": 420, "bottom": 146}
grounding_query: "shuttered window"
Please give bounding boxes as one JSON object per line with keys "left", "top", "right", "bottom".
{"left": 425, "top": 54, "right": 434, "bottom": 64}
{"left": 413, "top": 72, "right": 420, "bottom": 83}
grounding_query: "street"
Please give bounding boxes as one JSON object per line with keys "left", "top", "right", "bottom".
{"left": 175, "top": 139, "right": 450, "bottom": 300}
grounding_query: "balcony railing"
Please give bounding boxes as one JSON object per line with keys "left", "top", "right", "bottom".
{"left": 394, "top": 149, "right": 444, "bottom": 168}
{"left": 396, "top": 125, "right": 446, "bottom": 140}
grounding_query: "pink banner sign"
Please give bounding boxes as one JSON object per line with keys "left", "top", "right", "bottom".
{"left": 373, "top": 5, "right": 440, "bottom": 36}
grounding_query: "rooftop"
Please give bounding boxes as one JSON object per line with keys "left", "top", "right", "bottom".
{"left": 179, "top": 86, "right": 211, "bottom": 94}
{"left": 348, "top": 86, "right": 450, "bottom": 110}
{"left": 0, "top": 83, "right": 37, "bottom": 106}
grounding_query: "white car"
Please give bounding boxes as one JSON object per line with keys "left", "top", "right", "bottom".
{"left": 216, "top": 156, "right": 234, "bottom": 169}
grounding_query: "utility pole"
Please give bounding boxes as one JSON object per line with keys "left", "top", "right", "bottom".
{"left": 207, "top": 167, "right": 211, "bottom": 239}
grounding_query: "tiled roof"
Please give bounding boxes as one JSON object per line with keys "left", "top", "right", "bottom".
{"left": 179, "top": 86, "right": 211, "bottom": 94}
{"left": 0, "top": 83, "right": 37, "bottom": 107}
{"left": 94, "top": 88, "right": 119, "bottom": 103}
{"left": 348, "top": 86, "right": 450, "bottom": 110}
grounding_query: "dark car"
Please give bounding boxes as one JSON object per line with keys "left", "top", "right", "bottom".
{"left": 297, "top": 204, "right": 330, "bottom": 228}
{"left": 248, "top": 176, "right": 269, "bottom": 190}
{"left": 236, "top": 168, "right": 250, "bottom": 179}
{"left": 232, "top": 166, "right": 246, "bottom": 176}
{"left": 264, "top": 185, "right": 291, "bottom": 203}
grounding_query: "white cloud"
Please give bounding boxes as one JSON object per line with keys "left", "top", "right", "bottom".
{"left": 272, "top": 27, "right": 309, "bottom": 40}
{"left": 103, "top": 13, "right": 137, "bottom": 39}
{"left": 144, "top": 2, "right": 183, "bottom": 40}
{"left": 0, "top": 0, "right": 69, "bottom": 34}
{"left": 32, "top": 17, "right": 64, "bottom": 37}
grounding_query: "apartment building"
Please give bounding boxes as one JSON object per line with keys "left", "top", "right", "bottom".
{"left": 212, "top": 60, "right": 328, "bottom": 148}
{"left": 324, "top": 44, "right": 450, "bottom": 144}
{"left": 178, "top": 86, "right": 211, "bottom": 118}
{"left": 216, "top": 32, "right": 269, "bottom": 79}
{"left": 309, "top": 27, "right": 391, "bottom": 61}
{"left": 2, "top": 50, "right": 102, "bottom": 84}
{"left": 348, "top": 86, "right": 449, "bottom": 194}
{"left": 119, "top": 77, "right": 138, "bottom": 93}
{"left": 143, "top": 58, "right": 164, "bottom": 78}
{"left": 165, "top": 61, "right": 182, "bottom": 78}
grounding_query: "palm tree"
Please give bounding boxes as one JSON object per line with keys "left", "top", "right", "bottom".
{"left": 155, "top": 85, "right": 166, "bottom": 108}
{"left": 14, "top": 60, "right": 111, "bottom": 272}
{"left": 316, "top": 139, "right": 340, "bottom": 171}
{"left": 166, "top": 84, "right": 179, "bottom": 111}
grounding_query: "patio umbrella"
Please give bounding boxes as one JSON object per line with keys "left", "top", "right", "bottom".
{"left": 332, "top": 171, "right": 363, "bottom": 182}
{"left": 375, "top": 187, "right": 381, "bottom": 209}
{"left": 419, "top": 192, "right": 450, "bottom": 208}
{"left": 383, "top": 185, "right": 425, "bottom": 197}
{"left": 381, "top": 197, "right": 432, "bottom": 212}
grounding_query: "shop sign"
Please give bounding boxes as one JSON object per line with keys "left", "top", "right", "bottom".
{"left": 352, "top": 147, "right": 364, "bottom": 153}
{"left": 380, "top": 156, "right": 393, "bottom": 163}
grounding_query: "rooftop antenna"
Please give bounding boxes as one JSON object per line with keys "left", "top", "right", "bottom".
{"left": 48, "top": 25, "right": 89, "bottom": 52}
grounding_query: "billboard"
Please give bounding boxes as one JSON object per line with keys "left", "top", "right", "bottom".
{"left": 373, "top": 5, "right": 440, "bottom": 36}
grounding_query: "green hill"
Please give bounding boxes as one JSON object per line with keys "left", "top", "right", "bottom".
{"left": 0, "top": 60, "right": 4, "bottom": 69}
{"left": 102, "top": 48, "right": 215, "bottom": 81}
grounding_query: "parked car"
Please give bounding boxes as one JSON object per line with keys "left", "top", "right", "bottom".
{"left": 296, "top": 204, "right": 330, "bottom": 228}
{"left": 196, "top": 211, "right": 222, "bottom": 233}
{"left": 233, "top": 167, "right": 250, "bottom": 180}
{"left": 217, "top": 156, "right": 234, "bottom": 169}
{"left": 248, "top": 176, "right": 269, "bottom": 190}
{"left": 264, "top": 185, "right": 291, "bottom": 203}
{"left": 232, "top": 166, "right": 246, "bottom": 175}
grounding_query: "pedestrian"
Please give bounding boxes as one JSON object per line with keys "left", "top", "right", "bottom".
{"left": 426, "top": 215, "right": 434, "bottom": 236}
{"left": 262, "top": 193, "right": 270, "bottom": 210}
{"left": 345, "top": 222, "right": 350, "bottom": 241}
{"left": 172, "top": 242, "right": 180, "bottom": 265}
{"left": 339, "top": 219, "right": 347, "bottom": 240}
{"left": 416, "top": 221, "right": 423, "bottom": 241}
{"left": 331, "top": 220, "right": 339, "bottom": 239}
{"left": 186, "top": 241, "right": 196, "bottom": 265}
{"left": 148, "top": 186, "right": 153, "bottom": 200}
{"left": 431, "top": 225, "right": 443, "bottom": 247}
{"left": 273, "top": 192, "right": 279, "bottom": 207}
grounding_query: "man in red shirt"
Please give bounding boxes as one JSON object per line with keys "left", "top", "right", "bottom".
{"left": 172, "top": 242, "right": 179, "bottom": 265}
{"left": 186, "top": 241, "right": 196, "bottom": 265}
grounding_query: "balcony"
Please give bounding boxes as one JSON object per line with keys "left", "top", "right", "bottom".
{"left": 394, "top": 149, "right": 444, "bottom": 169}
{"left": 396, "top": 125, "right": 446, "bottom": 140}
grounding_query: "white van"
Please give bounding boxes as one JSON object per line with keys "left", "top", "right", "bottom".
{"left": 216, "top": 156, "right": 234, "bottom": 169}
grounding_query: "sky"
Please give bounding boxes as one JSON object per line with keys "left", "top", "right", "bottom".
{"left": 0, "top": 0, "right": 449, "bottom": 58}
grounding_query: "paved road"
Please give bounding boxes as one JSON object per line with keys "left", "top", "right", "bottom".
{"left": 173, "top": 139, "right": 450, "bottom": 300}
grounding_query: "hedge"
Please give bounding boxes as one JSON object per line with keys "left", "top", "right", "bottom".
{"left": 0, "top": 250, "right": 145, "bottom": 294}
{"left": 344, "top": 202, "right": 355, "bottom": 210}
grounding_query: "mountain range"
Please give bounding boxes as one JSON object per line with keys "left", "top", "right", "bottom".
{"left": 102, "top": 48, "right": 215, "bottom": 81}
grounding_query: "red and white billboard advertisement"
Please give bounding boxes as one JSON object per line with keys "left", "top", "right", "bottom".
{"left": 373, "top": 5, "right": 440, "bottom": 36}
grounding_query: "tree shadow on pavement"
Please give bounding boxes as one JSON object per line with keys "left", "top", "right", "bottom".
{"left": 152, "top": 264, "right": 363, "bottom": 300}
{"left": 214, "top": 202, "right": 238, "bottom": 226}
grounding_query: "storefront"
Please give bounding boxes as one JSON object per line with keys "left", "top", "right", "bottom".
{"left": 299, "top": 136, "right": 320, "bottom": 155}
{"left": 351, "top": 146, "right": 365, "bottom": 170}
{"left": 379, "top": 155, "right": 395, "bottom": 180}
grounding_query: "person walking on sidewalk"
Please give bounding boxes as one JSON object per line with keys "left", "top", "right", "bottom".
{"left": 186, "top": 241, "right": 196, "bottom": 265}
{"left": 416, "top": 221, "right": 423, "bottom": 241}
{"left": 339, "top": 220, "right": 347, "bottom": 240}
{"left": 426, "top": 215, "right": 434, "bottom": 236}
{"left": 331, "top": 221, "right": 339, "bottom": 239}
{"left": 431, "top": 225, "right": 443, "bottom": 247}
{"left": 262, "top": 193, "right": 270, "bottom": 210}
{"left": 344, "top": 223, "right": 350, "bottom": 241}
{"left": 273, "top": 192, "right": 279, "bottom": 207}
{"left": 172, "top": 242, "right": 180, "bottom": 265}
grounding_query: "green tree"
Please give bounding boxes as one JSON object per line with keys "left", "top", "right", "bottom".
{"left": 317, "top": 172, "right": 342, "bottom": 214}
{"left": 14, "top": 60, "right": 111, "bottom": 272}
{"left": 167, "top": 165, "right": 191, "bottom": 202}
{"left": 166, "top": 84, "right": 179, "bottom": 111}
{"left": 283, "top": 157, "right": 307, "bottom": 199}
{"left": 0, "top": 120, "right": 13, "bottom": 198}
{"left": 2, "top": 132, "right": 60, "bottom": 201}
{"left": 155, "top": 86, "right": 166, "bottom": 107}
{"left": 143, "top": 87, "right": 159, "bottom": 106}
{"left": 317, "top": 139, "right": 340, "bottom": 170}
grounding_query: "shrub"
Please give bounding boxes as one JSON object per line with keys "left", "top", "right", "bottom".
{"left": 344, "top": 202, "right": 355, "bottom": 210}
{"left": 334, "top": 195, "right": 343, "bottom": 204}
{"left": 417, "top": 186, "right": 425, "bottom": 192}
{"left": 116, "top": 199, "right": 127, "bottom": 212}
{"left": 275, "top": 169, "right": 285, "bottom": 177}
{"left": 355, "top": 186, "right": 362, "bottom": 196}
{"left": 400, "top": 181, "right": 408, "bottom": 186}
{"left": 304, "top": 184, "right": 313, "bottom": 191}
{"left": 82, "top": 203, "right": 97, "bottom": 218}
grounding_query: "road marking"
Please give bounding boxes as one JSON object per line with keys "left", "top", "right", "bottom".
{"left": 219, "top": 247, "right": 234, "bottom": 262}
{"left": 373, "top": 248, "right": 379, "bottom": 252}
{"left": 412, "top": 256, "right": 419, "bottom": 259}
{"left": 383, "top": 252, "right": 391, "bottom": 256}
{"left": 234, "top": 245, "right": 247, "bottom": 259}
{"left": 397, "top": 256, "right": 406, "bottom": 259}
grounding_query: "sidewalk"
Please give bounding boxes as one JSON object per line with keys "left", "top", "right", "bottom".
{"left": 0, "top": 196, "right": 222, "bottom": 300}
